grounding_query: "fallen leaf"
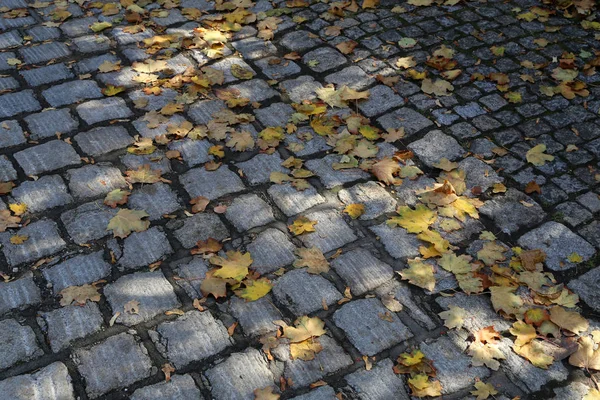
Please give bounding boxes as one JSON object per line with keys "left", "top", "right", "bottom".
{"left": 211, "top": 251, "right": 253, "bottom": 282}
{"left": 439, "top": 306, "right": 467, "bottom": 329}
{"left": 294, "top": 247, "right": 329, "bottom": 274}
{"left": 235, "top": 278, "right": 273, "bottom": 301}
{"left": 470, "top": 381, "right": 498, "bottom": 400}
{"left": 107, "top": 209, "right": 150, "bottom": 238}
{"left": 343, "top": 203, "right": 365, "bottom": 219}
{"left": 288, "top": 216, "right": 317, "bottom": 235}
{"left": 254, "top": 386, "right": 280, "bottom": 400}
{"left": 526, "top": 144, "right": 554, "bottom": 166}
{"left": 9, "top": 234, "right": 28, "bottom": 245}
{"left": 161, "top": 363, "right": 175, "bottom": 382}
{"left": 59, "top": 284, "right": 101, "bottom": 306}
{"left": 399, "top": 259, "right": 435, "bottom": 291}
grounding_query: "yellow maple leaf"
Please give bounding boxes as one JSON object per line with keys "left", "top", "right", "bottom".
{"left": 438, "top": 252, "right": 472, "bottom": 274}
{"left": 387, "top": 205, "right": 436, "bottom": 233}
{"left": 102, "top": 85, "right": 125, "bottom": 96}
{"left": 343, "top": 203, "right": 365, "bottom": 219}
{"left": 211, "top": 251, "right": 253, "bottom": 282}
{"left": 468, "top": 340, "right": 505, "bottom": 370}
{"left": 407, "top": 374, "right": 442, "bottom": 397}
{"left": 8, "top": 203, "right": 27, "bottom": 216}
{"left": 439, "top": 305, "right": 467, "bottom": 330}
{"left": 283, "top": 316, "right": 327, "bottom": 343}
{"left": 526, "top": 144, "right": 554, "bottom": 166}
{"left": 477, "top": 241, "right": 507, "bottom": 266}
{"left": 416, "top": 229, "right": 450, "bottom": 253}
{"left": 107, "top": 209, "right": 150, "bottom": 238}
{"left": 9, "top": 234, "right": 28, "bottom": 245}
{"left": 235, "top": 278, "right": 272, "bottom": 302}
{"left": 568, "top": 336, "right": 600, "bottom": 370}
{"left": 288, "top": 216, "right": 317, "bottom": 235}
{"left": 490, "top": 286, "right": 523, "bottom": 317}
{"left": 510, "top": 320, "right": 537, "bottom": 346}
{"left": 290, "top": 338, "right": 323, "bottom": 360}
{"left": 470, "top": 381, "right": 498, "bottom": 400}
{"left": 513, "top": 340, "right": 553, "bottom": 369}
{"left": 549, "top": 306, "right": 589, "bottom": 334}
{"left": 399, "top": 259, "right": 436, "bottom": 291}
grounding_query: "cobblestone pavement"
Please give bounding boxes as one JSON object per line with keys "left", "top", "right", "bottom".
{"left": 1, "top": 0, "right": 600, "bottom": 398}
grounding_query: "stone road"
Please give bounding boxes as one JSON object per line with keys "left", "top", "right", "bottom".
{"left": 0, "top": 0, "right": 599, "bottom": 398}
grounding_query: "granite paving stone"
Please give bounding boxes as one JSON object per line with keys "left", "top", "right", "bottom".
{"left": 225, "top": 194, "right": 275, "bottom": 232}
{"left": 130, "top": 374, "right": 202, "bottom": 400}
{"left": 15, "top": 140, "right": 81, "bottom": 176}
{"left": 118, "top": 227, "right": 173, "bottom": 271}
{"left": 245, "top": 228, "right": 296, "bottom": 274}
{"left": 331, "top": 248, "right": 394, "bottom": 295}
{"left": 0, "top": 362, "right": 75, "bottom": 400}
{"left": 408, "top": 130, "right": 465, "bottom": 168}
{"left": 0, "top": 156, "right": 17, "bottom": 182}
{"left": 298, "top": 209, "right": 358, "bottom": 253}
{"left": 11, "top": 175, "right": 73, "bottom": 212}
{"left": 267, "top": 183, "right": 326, "bottom": 217}
{"left": 272, "top": 269, "right": 342, "bottom": 316}
{"left": 0, "top": 219, "right": 66, "bottom": 266}
{"left": 180, "top": 166, "right": 245, "bottom": 200}
{"left": 76, "top": 98, "right": 133, "bottom": 125}
{"left": 0, "top": 273, "right": 41, "bottom": 315}
{"left": 345, "top": 359, "right": 410, "bottom": 400}
{"left": 173, "top": 212, "right": 229, "bottom": 249}
{"left": 0, "top": 318, "right": 43, "bottom": 369}
{"left": 61, "top": 201, "right": 117, "bottom": 244}
{"left": 0, "top": 90, "right": 41, "bottom": 118}
{"left": 42, "top": 80, "right": 103, "bottom": 107}
{"left": 75, "top": 126, "right": 134, "bottom": 156}
{"left": 24, "top": 108, "right": 79, "bottom": 140}
{"left": 226, "top": 295, "right": 281, "bottom": 337}
{"left": 0, "top": 119, "right": 26, "bottom": 147}
{"left": 19, "top": 63, "right": 74, "bottom": 87}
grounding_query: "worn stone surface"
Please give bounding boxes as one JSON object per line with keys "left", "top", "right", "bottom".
{"left": 0, "top": 362, "right": 75, "bottom": 400}
{"left": 66, "top": 164, "right": 127, "bottom": 200}
{"left": 12, "top": 175, "right": 73, "bottom": 213}
{"left": 42, "top": 251, "right": 111, "bottom": 294}
{"left": 180, "top": 166, "right": 245, "bottom": 200}
{"left": 0, "top": 219, "right": 66, "bottom": 266}
{"left": 0, "top": 318, "right": 43, "bottom": 370}
{"left": 345, "top": 358, "right": 410, "bottom": 400}
{"left": 273, "top": 269, "right": 342, "bottom": 316}
{"left": 225, "top": 194, "right": 275, "bottom": 231}
{"left": 226, "top": 295, "right": 281, "bottom": 337}
{"left": 118, "top": 227, "right": 173, "bottom": 270}
{"left": 480, "top": 189, "right": 545, "bottom": 235}
{"left": 331, "top": 248, "right": 394, "bottom": 295}
{"left": 130, "top": 374, "right": 202, "bottom": 400}
{"left": 338, "top": 181, "right": 396, "bottom": 220}
{"left": 246, "top": 228, "right": 296, "bottom": 274}
{"left": 173, "top": 212, "right": 228, "bottom": 249}
{"left": 298, "top": 209, "right": 358, "bottom": 253}
{"left": 14, "top": 140, "right": 81, "bottom": 176}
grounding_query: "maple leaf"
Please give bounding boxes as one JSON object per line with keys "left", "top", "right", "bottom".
{"left": 470, "top": 382, "right": 498, "bottom": 400}
{"left": 59, "top": 284, "right": 101, "bottom": 306}
{"left": 490, "top": 286, "right": 523, "bottom": 317}
{"left": 584, "top": 389, "right": 600, "bottom": 400}
{"left": 0, "top": 209, "right": 20, "bottom": 232}
{"left": 107, "top": 209, "right": 150, "bottom": 238}
{"left": 568, "top": 336, "right": 600, "bottom": 370}
{"left": 230, "top": 63, "right": 254, "bottom": 80}
{"left": 510, "top": 320, "right": 537, "bottom": 346}
{"left": 128, "top": 137, "right": 156, "bottom": 155}
{"left": 417, "top": 230, "right": 450, "bottom": 254}
{"left": 90, "top": 21, "right": 112, "bottom": 32}
{"left": 124, "top": 299, "right": 140, "bottom": 314}
{"left": 477, "top": 241, "right": 507, "bottom": 266}
{"left": 103, "top": 189, "right": 130, "bottom": 208}
{"left": 421, "top": 78, "right": 454, "bottom": 96}
{"left": 336, "top": 40, "right": 358, "bottom": 54}
{"left": 439, "top": 306, "right": 467, "bottom": 329}
{"left": 293, "top": 247, "right": 329, "bottom": 274}
{"left": 200, "top": 270, "right": 228, "bottom": 299}
{"left": 468, "top": 340, "right": 505, "bottom": 370}
{"left": 226, "top": 130, "right": 255, "bottom": 152}
{"left": 438, "top": 252, "right": 472, "bottom": 274}
{"left": 9, "top": 234, "right": 28, "bottom": 245}
{"left": 399, "top": 259, "right": 436, "bottom": 291}
{"left": 211, "top": 251, "right": 253, "bottom": 282}
{"left": 514, "top": 340, "right": 553, "bottom": 369}
{"left": 161, "top": 363, "right": 175, "bottom": 383}
{"left": 290, "top": 338, "right": 323, "bottom": 361}
{"left": 125, "top": 164, "right": 162, "bottom": 184}
{"left": 407, "top": 374, "right": 442, "bottom": 398}
{"left": 254, "top": 386, "right": 280, "bottom": 400}
{"left": 235, "top": 278, "right": 273, "bottom": 302}
{"left": 288, "top": 216, "right": 317, "bottom": 235}
{"left": 102, "top": 85, "right": 125, "bottom": 96}
{"left": 190, "top": 196, "right": 210, "bottom": 213}
{"left": 524, "top": 308, "right": 550, "bottom": 326}
{"left": 549, "top": 306, "right": 589, "bottom": 334}
{"left": 283, "top": 316, "right": 327, "bottom": 343}
{"left": 526, "top": 144, "right": 554, "bottom": 166}
{"left": 387, "top": 205, "right": 436, "bottom": 233}
{"left": 191, "top": 238, "right": 223, "bottom": 255}
{"left": 8, "top": 203, "right": 26, "bottom": 216}
{"left": 343, "top": 203, "right": 365, "bottom": 219}
{"left": 315, "top": 86, "right": 346, "bottom": 108}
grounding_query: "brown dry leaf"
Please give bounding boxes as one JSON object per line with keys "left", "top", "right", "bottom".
{"left": 568, "top": 336, "right": 600, "bottom": 370}
{"left": 513, "top": 340, "right": 554, "bottom": 369}
{"left": 124, "top": 300, "right": 140, "bottom": 314}
{"left": 125, "top": 164, "right": 162, "bottom": 184}
{"left": 59, "top": 284, "right": 101, "bottom": 306}
{"left": 190, "top": 196, "right": 210, "bottom": 213}
{"left": 104, "top": 189, "right": 130, "bottom": 208}
{"left": 107, "top": 209, "right": 150, "bottom": 238}
{"left": 336, "top": 40, "right": 358, "bottom": 54}
{"left": 191, "top": 238, "right": 223, "bottom": 255}
{"left": 254, "top": 386, "right": 280, "bottom": 400}
{"left": 200, "top": 270, "right": 228, "bottom": 299}
{"left": 550, "top": 306, "right": 589, "bottom": 334}
{"left": 231, "top": 64, "right": 254, "bottom": 80}
{"left": 0, "top": 182, "right": 15, "bottom": 195}
{"left": 371, "top": 157, "right": 401, "bottom": 185}
{"left": 161, "top": 363, "right": 175, "bottom": 382}
{"left": 294, "top": 247, "right": 329, "bottom": 274}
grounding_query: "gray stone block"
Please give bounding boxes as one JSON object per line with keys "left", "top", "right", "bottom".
{"left": 173, "top": 257, "right": 208, "bottom": 299}
{"left": 458, "top": 157, "right": 503, "bottom": 192}
{"left": 420, "top": 336, "right": 489, "bottom": 394}
{"left": 0, "top": 119, "right": 26, "bottom": 148}
{"left": 0, "top": 156, "right": 17, "bottom": 182}
{"left": 168, "top": 138, "right": 211, "bottom": 167}
{"left": 254, "top": 103, "right": 293, "bottom": 127}
{"left": 577, "top": 192, "right": 600, "bottom": 213}
{"left": 97, "top": 67, "right": 142, "bottom": 89}
{"left": 370, "top": 223, "right": 421, "bottom": 260}
{"left": 122, "top": 151, "right": 171, "bottom": 174}
{"left": 551, "top": 382, "right": 592, "bottom": 400}
{"left": 77, "top": 97, "right": 133, "bottom": 125}
{"left": 273, "top": 269, "right": 342, "bottom": 316}
{"left": 151, "top": 310, "right": 232, "bottom": 368}
{"left": 227, "top": 295, "right": 281, "bottom": 337}
{"left": 60, "top": 16, "right": 98, "bottom": 37}
{"left": 37, "top": 302, "right": 104, "bottom": 352}
{"left": 19, "top": 63, "right": 73, "bottom": 86}
{"left": 75, "top": 126, "right": 134, "bottom": 156}
{"left": 42, "top": 251, "right": 111, "bottom": 294}
{"left": 238, "top": 153, "right": 289, "bottom": 186}
{"left": 255, "top": 56, "right": 301, "bottom": 80}
{"left": 42, "top": 80, "right": 103, "bottom": 107}
{"left": 267, "top": 183, "right": 325, "bottom": 217}
{"left": 334, "top": 298, "right": 412, "bottom": 356}
{"left": 12, "top": 175, "right": 73, "bottom": 213}
{"left": 104, "top": 271, "right": 181, "bottom": 326}
{"left": 280, "top": 30, "right": 322, "bottom": 51}
{"left": 131, "top": 374, "right": 202, "bottom": 400}
{"left": 232, "top": 37, "right": 277, "bottom": 60}
{"left": 24, "top": 108, "right": 79, "bottom": 140}
{"left": 205, "top": 348, "right": 275, "bottom": 400}
{"left": 61, "top": 200, "right": 117, "bottom": 244}
{"left": 27, "top": 26, "right": 60, "bottom": 42}
{"left": 338, "top": 181, "right": 396, "bottom": 220}
{"left": 325, "top": 66, "right": 375, "bottom": 90}
{"left": 375, "top": 280, "right": 437, "bottom": 330}
{"left": 0, "top": 318, "right": 43, "bottom": 369}
{"left": 290, "top": 386, "right": 337, "bottom": 400}
{"left": 0, "top": 219, "right": 66, "bottom": 266}
{"left": 246, "top": 228, "right": 296, "bottom": 274}
{"left": 128, "top": 88, "right": 178, "bottom": 111}
{"left": 357, "top": 85, "right": 403, "bottom": 117}
{"left": 225, "top": 194, "right": 275, "bottom": 232}
{"left": 436, "top": 292, "right": 511, "bottom": 334}
{"left": 298, "top": 209, "right": 358, "bottom": 253}
{"left": 279, "top": 335, "right": 352, "bottom": 387}
{"left": 0, "top": 30, "right": 21, "bottom": 49}
{"left": 0, "top": 362, "right": 75, "bottom": 400}
{"left": 331, "top": 248, "right": 394, "bottom": 296}
{"left": 569, "top": 266, "right": 600, "bottom": 312}
{"left": 133, "top": 114, "right": 188, "bottom": 139}
{"left": 302, "top": 47, "right": 346, "bottom": 72}
{"left": 173, "top": 213, "right": 229, "bottom": 249}
{"left": 15, "top": 140, "right": 81, "bottom": 176}
{"left": 118, "top": 227, "right": 173, "bottom": 271}
{"left": 280, "top": 75, "right": 323, "bottom": 103}
{"left": 408, "top": 130, "right": 466, "bottom": 167}
{"left": 66, "top": 164, "right": 127, "bottom": 200}
{"left": 19, "top": 41, "right": 71, "bottom": 64}
{"left": 306, "top": 154, "right": 370, "bottom": 189}
{"left": 0, "top": 273, "right": 41, "bottom": 315}
{"left": 75, "top": 53, "right": 121, "bottom": 74}
{"left": 129, "top": 183, "right": 181, "bottom": 221}
{"left": 480, "top": 189, "right": 545, "bottom": 235}
{"left": 229, "top": 79, "right": 279, "bottom": 103}
{"left": 180, "top": 166, "right": 245, "bottom": 201}
{"left": 0, "top": 90, "right": 41, "bottom": 118}
{"left": 74, "top": 333, "right": 153, "bottom": 398}
{"left": 209, "top": 57, "right": 256, "bottom": 83}
{"left": 187, "top": 99, "right": 226, "bottom": 125}
{"left": 345, "top": 358, "right": 410, "bottom": 400}
{"left": 377, "top": 108, "right": 433, "bottom": 137}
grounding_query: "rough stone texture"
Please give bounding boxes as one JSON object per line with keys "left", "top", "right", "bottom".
{"left": 226, "top": 295, "right": 281, "bottom": 337}
{"left": 130, "top": 374, "right": 202, "bottom": 400}
{"left": 408, "top": 130, "right": 466, "bottom": 167}
{"left": 568, "top": 266, "right": 600, "bottom": 312}
{"left": 334, "top": 298, "right": 413, "bottom": 356}
{"left": 173, "top": 213, "right": 228, "bottom": 249}
{"left": 273, "top": 269, "right": 342, "bottom": 316}
{"left": 12, "top": 174, "right": 73, "bottom": 212}
{"left": 0, "top": 362, "right": 75, "bottom": 400}
{"left": 205, "top": 349, "right": 275, "bottom": 400}
{"left": 375, "top": 280, "right": 437, "bottom": 330}
{"left": 338, "top": 181, "right": 396, "bottom": 220}
{"left": 345, "top": 359, "right": 410, "bottom": 400}
{"left": 325, "top": 66, "right": 374, "bottom": 90}
{"left": 331, "top": 248, "right": 394, "bottom": 295}
{"left": 128, "top": 182, "right": 181, "bottom": 220}
{"left": 246, "top": 228, "right": 296, "bottom": 274}
{"left": 458, "top": 156, "right": 503, "bottom": 192}
{"left": 118, "top": 227, "right": 173, "bottom": 270}
{"left": 172, "top": 257, "right": 208, "bottom": 299}
{"left": 0, "top": 155, "right": 17, "bottom": 181}
{"left": 302, "top": 47, "right": 346, "bottom": 72}
{"left": 420, "top": 336, "right": 490, "bottom": 394}
{"left": 42, "top": 80, "right": 102, "bottom": 107}
{"left": 290, "top": 386, "right": 337, "bottom": 400}
{"left": 76, "top": 97, "right": 133, "bottom": 125}
{"left": 37, "top": 302, "right": 104, "bottom": 352}
{"left": 66, "top": 164, "right": 127, "bottom": 200}
{"left": 0, "top": 273, "right": 41, "bottom": 315}
{"left": 0, "top": 219, "right": 65, "bottom": 266}
{"left": 24, "top": 108, "right": 78, "bottom": 140}
{"left": 225, "top": 194, "right": 275, "bottom": 232}
{"left": 436, "top": 293, "right": 511, "bottom": 334}
{"left": 61, "top": 201, "right": 117, "bottom": 244}
{"left": 298, "top": 209, "right": 358, "bottom": 253}
{"left": 42, "top": 251, "right": 111, "bottom": 294}
{"left": 104, "top": 271, "right": 181, "bottom": 326}
{"left": 369, "top": 223, "right": 421, "bottom": 260}
{"left": 357, "top": 85, "right": 403, "bottom": 117}
{"left": 480, "top": 189, "right": 545, "bottom": 235}
{"left": 267, "top": 183, "right": 325, "bottom": 216}
{"left": 377, "top": 108, "right": 434, "bottom": 136}
{"left": 14, "top": 140, "right": 81, "bottom": 176}
{"left": 180, "top": 166, "right": 245, "bottom": 200}
{"left": 0, "top": 90, "right": 41, "bottom": 118}
{"left": 151, "top": 310, "right": 232, "bottom": 368}
{"left": 75, "top": 126, "right": 134, "bottom": 156}
{"left": 74, "top": 333, "right": 153, "bottom": 398}
{"left": 518, "top": 222, "right": 595, "bottom": 271}
{"left": 238, "top": 153, "right": 289, "bottom": 186}
{"left": 0, "top": 318, "right": 43, "bottom": 369}
{"left": 0, "top": 119, "right": 26, "bottom": 147}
